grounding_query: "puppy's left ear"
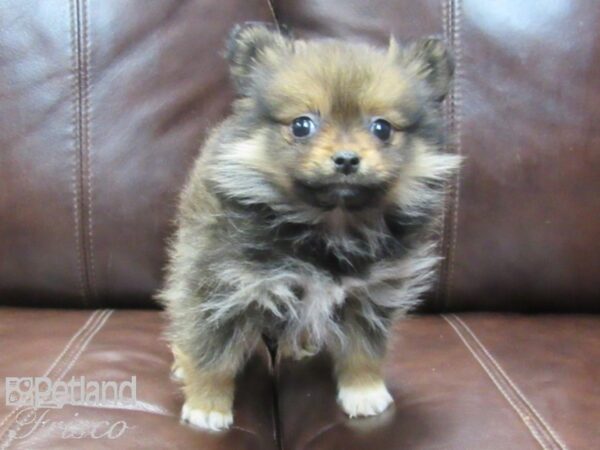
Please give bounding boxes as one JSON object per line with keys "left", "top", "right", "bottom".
{"left": 398, "top": 36, "right": 454, "bottom": 102}
{"left": 226, "top": 23, "right": 292, "bottom": 96}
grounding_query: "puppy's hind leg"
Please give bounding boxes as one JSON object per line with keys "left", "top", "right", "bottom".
{"left": 177, "top": 348, "right": 237, "bottom": 431}
{"left": 174, "top": 318, "right": 260, "bottom": 432}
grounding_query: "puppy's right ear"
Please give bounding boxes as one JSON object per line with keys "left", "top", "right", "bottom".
{"left": 226, "top": 23, "right": 291, "bottom": 96}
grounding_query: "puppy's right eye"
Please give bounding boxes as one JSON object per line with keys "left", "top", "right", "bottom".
{"left": 291, "top": 116, "right": 317, "bottom": 138}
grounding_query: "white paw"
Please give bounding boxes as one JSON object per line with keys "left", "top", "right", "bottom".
{"left": 337, "top": 382, "right": 394, "bottom": 418}
{"left": 171, "top": 366, "right": 185, "bottom": 381}
{"left": 181, "top": 403, "right": 233, "bottom": 431}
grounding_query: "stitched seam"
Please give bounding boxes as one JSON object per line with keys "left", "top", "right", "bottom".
{"left": 42, "top": 311, "right": 102, "bottom": 379}
{"left": 0, "top": 311, "right": 113, "bottom": 449}
{"left": 453, "top": 316, "right": 568, "bottom": 450}
{"left": 442, "top": 315, "right": 549, "bottom": 449}
{"left": 0, "top": 311, "right": 100, "bottom": 435}
{"left": 71, "top": 0, "right": 95, "bottom": 305}
{"left": 436, "top": 0, "right": 463, "bottom": 308}
{"left": 443, "top": 315, "right": 564, "bottom": 450}
{"left": 459, "top": 316, "right": 567, "bottom": 450}
{"left": 52, "top": 310, "right": 113, "bottom": 381}
{"left": 435, "top": 0, "right": 450, "bottom": 305}
{"left": 69, "top": 0, "right": 88, "bottom": 306}
{"left": 0, "top": 311, "right": 108, "bottom": 446}
{"left": 74, "top": 0, "right": 92, "bottom": 302}
{"left": 81, "top": 0, "right": 97, "bottom": 301}
{"left": 266, "top": 0, "right": 280, "bottom": 31}
{"left": 41, "top": 311, "right": 111, "bottom": 391}
{"left": 435, "top": 0, "right": 454, "bottom": 305}
{"left": 0, "top": 310, "right": 104, "bottom": 445}
{"left": 445, "top": 0, "right": 463, "bottom": 306}
{"left": 1, "top": 311, "right": 112, "bottom": 449}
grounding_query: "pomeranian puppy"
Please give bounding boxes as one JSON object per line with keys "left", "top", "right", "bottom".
{"left": 158, "top": 23, "right": 459, "bottom": 431}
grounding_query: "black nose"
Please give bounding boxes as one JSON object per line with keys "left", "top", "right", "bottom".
{"left": 332, "top": 151, "right": 360, "bottom": 175}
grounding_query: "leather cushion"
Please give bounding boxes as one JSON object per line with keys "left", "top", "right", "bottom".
{"left": 0, "top": 0, "right": 276, "bottom": 308}
{"left": 275, "top": 313, "right": 600, "bottom": 449}
{"left": 0, "top": 307, "right": 277, "bottom": 449}
{"left": 1, "top": 0, "right": 598, "bottom": 311}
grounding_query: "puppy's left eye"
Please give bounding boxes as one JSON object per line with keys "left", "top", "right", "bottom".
{"left": 370, "top": 118, "right": 392, "bottom": 142}
{"left": 291, "top": 116, "right": 317, "bottom": 138}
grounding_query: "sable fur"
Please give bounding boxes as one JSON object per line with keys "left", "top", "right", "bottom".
{"left": 157, "top": 24, "right": 459, "bottom": 428}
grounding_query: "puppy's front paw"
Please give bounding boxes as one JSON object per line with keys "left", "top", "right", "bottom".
{"left": 337, "top": 382, "right": 394, "bottom": 418}
{"left": 181, "top": 402, "right": 233, "bottom": 431}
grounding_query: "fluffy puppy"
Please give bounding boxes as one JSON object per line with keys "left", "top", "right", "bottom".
{"left": 158, "top": 24, "right": 459, "bottom": 431}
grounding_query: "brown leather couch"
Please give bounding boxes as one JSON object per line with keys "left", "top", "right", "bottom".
{"left": 1, "top": 1, "right": 598, "bottom": 449}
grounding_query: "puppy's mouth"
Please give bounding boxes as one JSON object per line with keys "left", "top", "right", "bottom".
{"left": 293, "top": 179, "right": 387, "bottom": 211}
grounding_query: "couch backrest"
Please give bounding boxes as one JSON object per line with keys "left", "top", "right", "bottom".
{"left": 1, "top": 0, "right": 598, "bottom": 311}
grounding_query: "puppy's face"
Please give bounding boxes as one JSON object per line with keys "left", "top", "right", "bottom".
{"left": 225, "top": 25, "right": 453, "bottom": 211}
